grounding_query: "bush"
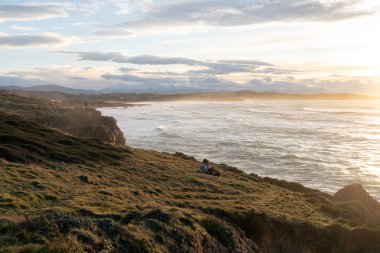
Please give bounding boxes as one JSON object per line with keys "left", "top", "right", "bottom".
{"left": 201, "top": 217, "right": 231, "bottom": 247}
{"left": 145, "top": 219, "right": 164, "bottom": 232}
{"left": 122, "top": 210, "right": 143, "bottom": 225}
{"left": 155, "top": 233, "right": 165, "bottom": 244}
{"left": 144, "top": 209, "right": 172, "bottom": 223}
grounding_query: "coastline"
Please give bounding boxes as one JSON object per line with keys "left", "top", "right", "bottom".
{"left": 99, "top": 100, "right": 380, "bottom": 202}
{"left": 2, "top": 91, "right": 380, "bottom": 252}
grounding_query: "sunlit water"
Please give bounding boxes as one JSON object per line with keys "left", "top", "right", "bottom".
{"left": 99, "top": 100, "right": 380, "bottom": 199}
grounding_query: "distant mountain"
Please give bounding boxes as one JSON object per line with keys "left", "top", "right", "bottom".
{"left": 26, "top": 85, "right": 94, "bottom": 94}
{"left": 99, "top": 85, "right": 198, "bottom": 94}
{"left": 95, "top": 83, "right": 230, "bottom": 94}
{"left": 0, "top": 85, "right": 22, "bottom": 90}
{"left": 0, "top": 84, "right": 97, "bottom": 94}
{"left": 1, "top": 85, "right": 378, "bottom": 100}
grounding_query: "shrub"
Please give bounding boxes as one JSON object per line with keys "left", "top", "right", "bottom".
{"left": 145, "top": 219, "right": 164, "bottom": 232}
{"left": 155, "top": 233, "right": 165, "bottom": 244}
{"left": 201, "top": 217, "right": 231, "bottom": 247}
{"left": 122, "top": 210, "right": 143, "bottom": 225}
{"left": 144, "top": 209, "right": 171, "bottom": 223}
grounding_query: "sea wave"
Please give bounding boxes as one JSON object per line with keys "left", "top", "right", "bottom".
{"left": 302, "top": 107, "right": 380, "bottom": 116}
{"left": 100, "top": 100, "right": 380, "bottom": 200}
{"left": 279, "top": 154, "right": 299, "bottom": 160}
{"left": 247, "top": 108, "right": 267, "bottom": 113}
{"left": 156, "top": 125, "right": 179, "bottom": 138}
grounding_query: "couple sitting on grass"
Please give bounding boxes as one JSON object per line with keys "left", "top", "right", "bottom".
{"left": 200, "top": 159, "right": 221, "bottom": 177}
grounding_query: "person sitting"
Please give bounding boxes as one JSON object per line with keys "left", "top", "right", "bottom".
{"left": 200, "top": 159, "right": 221, "bottom": 177}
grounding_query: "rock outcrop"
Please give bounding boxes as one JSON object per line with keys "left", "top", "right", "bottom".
{"left": 0, "top": 91, "right": 126, "bottom": 145}
{"left": 333, "top": 183, "right": 380, "bottom": 224}
{"left": 0, "top": 111, "right": 128, "bottom": 164}
{"left": 334, "top": 183, "right": 378, "bottom": 205}
{"left": 34, "top": 107, "right": 126, "bottom": 145}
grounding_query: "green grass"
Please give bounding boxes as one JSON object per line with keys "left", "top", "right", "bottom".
{"left": 2, "top": 92, "right": 380, "bottom": 252}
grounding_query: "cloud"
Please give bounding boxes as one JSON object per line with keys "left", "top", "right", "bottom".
{"left": 94, "top": 0, "right": 373, "bottom": 37}
{"left": 0, "top": 33, "right": 78, "bottom": 48}
{"left": 102, "top": 73, "right": 180, "bottom": 85}
{"left": 0, "top": 63, "right": 252, "bottom": 93}
{"left": 147, "top": 0, "right": 371, "bottom": 25}
{"left": 68, "top": 51, "right": 130, "bottom": 63}
{"left": 0, "top": 5, "right": 68, "bottom": 22}
{"left": 1, "top": 64, "right": 379, "bottom": 95}
{"left": 62, "top": 51, "right": 277, "bottom": 75}
{"left": 10, "top": 25, "right": 39, "bottom": 31}
{"left": 0, "top": 66, "right": 116, "bottom": 90}
{"left": 92, "top": 28, "right": 132, "bottom": 38}
{"left": 65, "top": 51, "right": 203, "bottom": 65}
{"left": 102, "top": 72, "right": 380, "bottom": 94}
{"left": 0, "top": 75, "right": 47, "bottom": 87}
{"left": 53, "top": 51, "right": 380, "bottom": 94}
{"left": 188, "top": 62, "right": 288, "bottom": 75}
{"left": 127, "top": 55, "right": 204, "bottom": 66}
{"left": 107, "top": 0, "right": 153, "bottom": 15}
{"left": 101, "top": 72, "right": 240, "bottom": 92}
{"left": 218, "top": 59, "right": 273, "bottom": 66}
{"left": 101, "top": 71, "right": 193, "bottom": 92}
{"left": 246, "top": 77, "right": 380, "bottom": 94}
{"left": 74, "top": 0, "right": 107, "bottom": 15}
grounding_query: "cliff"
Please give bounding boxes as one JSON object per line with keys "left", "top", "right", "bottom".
{"left": 32, "top": 107, "right": 126, "bottom": 145}
{"left": 1, "top": 92, "right": 380, "bottom": 253}
{"left": 333, "top": 183, "right": 380, "bottom": 224}
{"left": 0, "top": 91, "right": 125, "bottom": 145}
{"left": 0, "top": 111, "right": 127, "bottom": 165}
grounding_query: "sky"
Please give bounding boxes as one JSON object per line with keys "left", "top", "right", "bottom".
{"left": 0, "top": 0, "right": 379, "bottom": 94}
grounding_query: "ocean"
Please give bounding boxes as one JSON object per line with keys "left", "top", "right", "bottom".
{"left": 99, "top": 100, "right": 380, "bottom": 199}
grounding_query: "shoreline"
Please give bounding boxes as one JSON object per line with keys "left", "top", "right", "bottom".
{"left": 99, "top": 101, "right": 380, "bottom": 202}
{"left": 2, "top": 91, "right": 380, "bottom": 252}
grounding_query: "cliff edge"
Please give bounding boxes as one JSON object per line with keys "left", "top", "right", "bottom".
{"left": 333, "top": 183, "right": 380, "bottom": 224}
{"left": 0, "top": 91, "right": 125, "bottom": 145}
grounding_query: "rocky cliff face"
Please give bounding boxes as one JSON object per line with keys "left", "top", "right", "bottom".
{"left": 0, "top": 91, "right": 126, "bottom": 145}
{"left": 334, "top": 183, "right": 379, "bottom": 206}
{"left": 333, "top": 183, "right": 380, "bottom": 224}
{"left": 34, "top": 108, "right": 126, "bottom": 145}
{"left": 228, "top": 210, "right": 380, "bottom": 253}
{"left": 198, "top": 183, "right": 380, "bottom": 253}
{"left": 0, "top": 111, "right": 127, "bottom": 165}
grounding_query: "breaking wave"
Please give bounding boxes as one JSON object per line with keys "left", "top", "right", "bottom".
{"left": 100, "top": 100, "right": 380, "bottom": 199}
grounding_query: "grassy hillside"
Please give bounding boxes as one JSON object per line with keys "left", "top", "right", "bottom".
{"left": 0, "top": 91, "right": 126, "bottom": 145}
{"left": 1, "top": 94, "right": 380, "bottom": 252}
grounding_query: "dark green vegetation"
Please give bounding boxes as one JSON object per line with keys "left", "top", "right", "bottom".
{"left": 1, "top": 92, "right": 380, "bottom": 252}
